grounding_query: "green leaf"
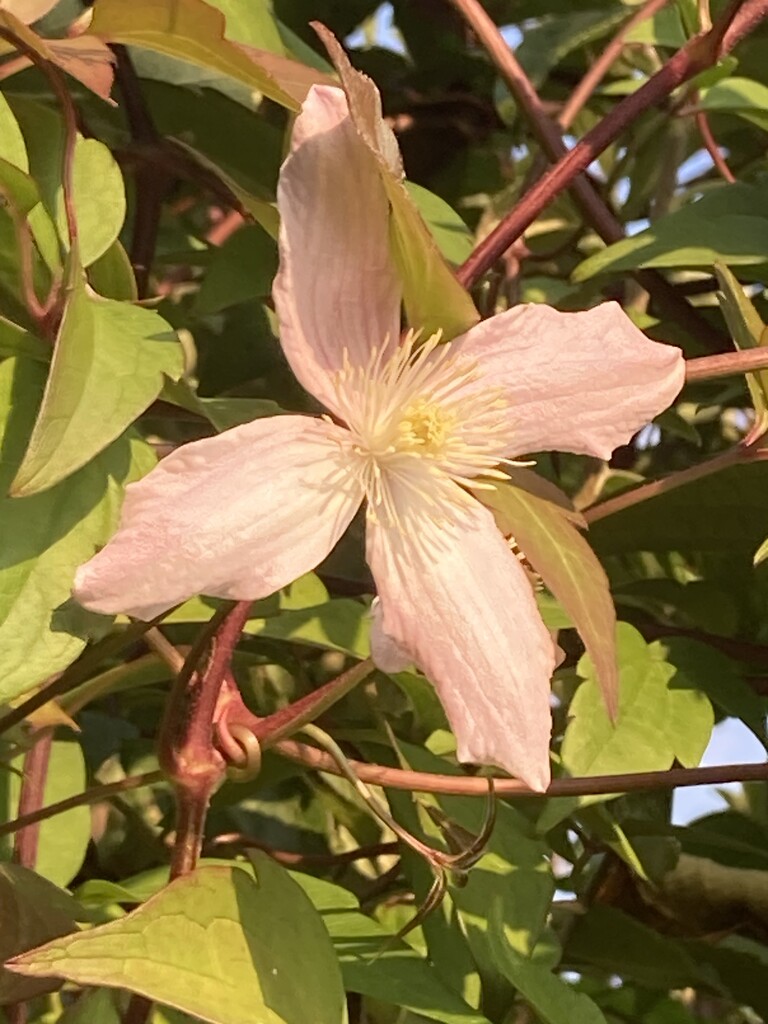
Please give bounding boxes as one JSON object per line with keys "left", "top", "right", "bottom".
{"left": 0, "top": 316, "right": 48, "bottom": 361}
{"left": 316, "top": 25, "right": 479, "bottom": 341}
{"left": 477, "top": 471, "right": 618, "bottom": 718}
{"left": 0, "top": 358, "right": 155, "bottom": 701}
{"left": 294, "top": 872, "right": 494, "bottom": 1024}
{"left": 657, "top": 636, "right": 767, "bottom": 750}
{"left": 60, "top": 138, "right": 126, "bottom": 268}
{"left": 9, "top": 861, "right": 347, "bottom": 1024}
{"left": 12, "top": 275, "right": 183, "bottom": 495}
{"left": 0, "top": 863, "right": 80, "bottom": 1005}
{"left": 0, "top": 740, "right": 91, "bottom": 887}
{"left": 391, "top": 742, "right": 554, "bottom": 961}
{"left": 573, "top": 183, "right": 768, "bottom": 280}
{"left": 589, "top": 461, "right": 768, "bottom": 556}
{"left": 714, "top": 262, "right": 768, "bottom": 415}
{"left": 700, "top": 77, "right": 768, "bottom": 132}
{"left": 87, "top": 240, "right": 138, "bottom": 303}
{"left": 58, "top": 987, "right": 122, "bottom": 1023}
{"left": 0, "top": 154, "right": 40, "bottom": 216}
{"left": 195, "top": 224, "right": 278, "bottom": 313}
{"left": 89, "top": 0, "right": 326, "bottom": 111}
{"left": 405, "top": 182, "right": 473, "bottom": 266}
{"left": 566, "top": 905, "right": 708, "bottom": 990}
{"left": 561, "top": 623, "right": 713, "bottom": 787}
{"left": 516, "top": 7, "right": 626, "bottom": 89}
{"left": 0, "top": 90, "right": 29, "bottom": 171}
{"left": 487, "top": 903, "right": 607, "bottom": 1024}
{"left": 245, "top": 598, "right": 372, "bottom": 659}
{"left": 205, "top": 0, "right": 284, "bottom": 53}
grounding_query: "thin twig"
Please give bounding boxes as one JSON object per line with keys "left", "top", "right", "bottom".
{"left": 111, "top": 44, "right": 166, "bottom": 298}
{"left": 276, "top": 741, "right": 768, "bottom": 797}
{"left": 457, "top": 0, "right": 766, "bottom": 288}
{"left": 559, "top": 0, "right": 672, "bottom": 129}
{"left": 685, "top": 347, "right": 768, "bottom": 381}
{"left": 448, "top": 0, "right": 726, "bottom": 346}
{"left": 0, "top": 771, "right": 165, "bottom": 839}
{"left": 694, "top": 107, "right": 737, "bottom": 182}
{"left": 12, "top": 729, "right": 53, "bottom": 868}
{"left": 584, "top": 436, "right": 767, "bottom": 524}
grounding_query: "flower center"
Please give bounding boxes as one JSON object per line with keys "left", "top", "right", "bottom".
{"left": 329, "top": 330, "right": 520, "bottom": 531}
{"left": 398, "top": 398, "right": 454, "bottom": 454}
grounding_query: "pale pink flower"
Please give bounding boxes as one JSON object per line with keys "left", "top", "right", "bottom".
{"left": 74, "top": 85, "right": 684, "bottom": 790}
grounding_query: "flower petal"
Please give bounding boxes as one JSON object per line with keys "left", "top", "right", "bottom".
{"left": 454, "top": 302, "right": 685, "bottom": 459}
{"left": 74, "top": 416, "right": 364, "bottom": 620}
{"left": 366, "top": 500, "right": 556, "bottom": 790}
{"left": 274, "top": 84, "right": 402, "bottom": 415}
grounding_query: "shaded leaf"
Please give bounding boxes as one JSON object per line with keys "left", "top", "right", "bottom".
{"left": 566, "top": 905, "right": 711, "bottom": 989}
{"left": 294, "top": 871, "right": 494, "bottom": 1024}
{"left": 12, "top": 275, "right": 183, "bottom": 495}
{"left": 9, "top": 861, "right": 347, "bottom": 1024}
{"left": 0, "top": 739, "right": 91, "bottom": 887}
{"left": 573, "top": 183, "right": 768, "bottom": 280}
{"left": 488, "top": 901, "right": 607, "bottom": 1024}
{"left": 715, "top": 262, "right": 768, "bottom": 416}
{"left": 195, "top": 223, "right": 278, "bottom": 314}
{"left": 589, "top": 461, "right": 768, "bottom": 555}
{"left": 0, "top": 863, "right": 80, "bottom": 1005}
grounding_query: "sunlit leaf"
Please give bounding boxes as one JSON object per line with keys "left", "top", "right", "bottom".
{"left": 89, "top": 0, "right": 329, "bottom": 111}
{"left": 561, "top": 623, "right": 713, "bottom": 787}
{"left": 9, "top": 862, "right": 347, "bottom": 1024}
{"left": 573, "top": 183, "right": 768, "bottom": 280}
{"left": 0, "top": 359, "right": 156, "bottom": 701}
{"left": 12, "top": 275, "right": 183, "bottom": 495}
{"left": 0, "top": 863, "right": 80, "bottom": 1005}
{"left": 488, "top": 901, "right": 607, "bottom": 1024}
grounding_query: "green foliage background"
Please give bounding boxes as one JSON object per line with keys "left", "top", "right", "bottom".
{"left": 1, "top": 0, "right": 768, "bottom": 1022}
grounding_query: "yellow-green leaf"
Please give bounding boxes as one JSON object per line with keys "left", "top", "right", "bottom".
{"left": 8, "top": 862, "right": 347, "bottom": 1024}
{"left": 90, "top": 0, "right": 325, "bottom": 111}
{"left": 12, "top": 274, "right": 183, "bottom": 495}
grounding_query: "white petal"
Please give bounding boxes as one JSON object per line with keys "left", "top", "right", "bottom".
{"left": 74, "top": 416, "right": 364, "bottom": 619}
{"left": 274, "top": 84, "right": 401, "bottom": 415}
{"left": 453, "top": 302, "right": 685, "bottom": 459}
{"left": 366, "top": 498, "right": 556, "bottom": 790}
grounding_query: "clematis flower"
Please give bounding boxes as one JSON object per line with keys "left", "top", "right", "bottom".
{"left": 74, "top": 84, "right": 684, "bottom": 791}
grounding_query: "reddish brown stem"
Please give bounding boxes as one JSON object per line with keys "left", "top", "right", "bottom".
{"left": 12, "top": 729, "right": 53, "bottom": 870}
{"left": 558, "top": 0, "right": 673, "bottom": 130}
{"left": 685, "top": 347, "right": 768, "bottom": 381}
{"left": 158, "top": 600, "right": 254, "bottom": 880}
{"left": 0, "top": 771, "right": 164, "bottom": 840}
{"left": 276, "top": 740, "right": 768, "bottom": 797}
{"left": 449, "top": 0, "right": 726, "bottom": 346}
{"left": 694, "top": 107, "right": 737, "bottom": 182}
{"left": 457, "top": 0, "right": 767, "bottom": 288}
{"left": 584, "top": 436, "right": 767, "bottom": 525}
